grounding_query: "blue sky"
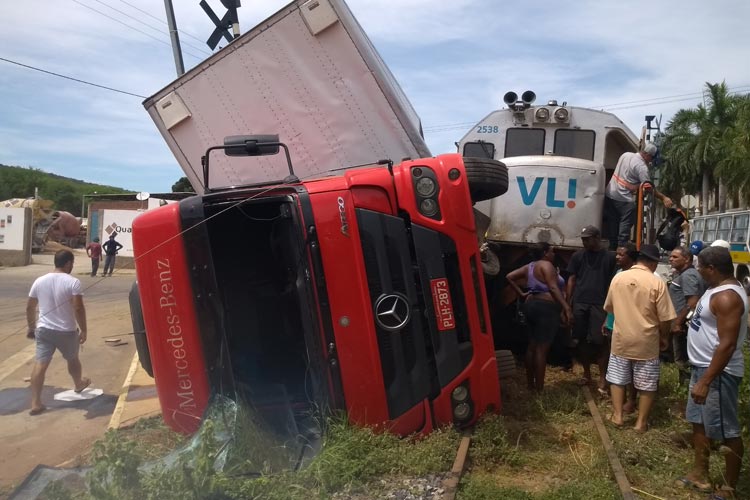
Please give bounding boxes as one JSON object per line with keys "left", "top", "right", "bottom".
{"left": 1, "top": 0, "right": 750, "bottom": 194}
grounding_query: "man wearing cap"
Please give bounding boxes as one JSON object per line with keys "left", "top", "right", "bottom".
{"left": 566, "top": 225, "right": 617, "bottom": 391}
{"left": 689, "top": 240, "right": 704, "bottom": 268}
{"left": 604, "top": 244, "right": 676, "bottom": 432}
{"left": 710, "top": 239, "right": 731, "bottom": 250}
{"left": 667, "top": 246, "right": 707, "bottom": 384}
{"left": 603, "top": 142, "right": 674, "bottom": 250}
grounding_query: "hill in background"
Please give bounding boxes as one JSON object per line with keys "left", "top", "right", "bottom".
{"left": 0, "top": 164, "right": 132, "bottom": 217}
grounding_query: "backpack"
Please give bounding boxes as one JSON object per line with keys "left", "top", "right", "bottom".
{"left": 656, "top": 208, "right": 687, "bottom": 252}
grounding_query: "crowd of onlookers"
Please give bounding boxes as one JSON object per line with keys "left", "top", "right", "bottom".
{"left": 507, "top": 227, "right": 747, "bottom": 500}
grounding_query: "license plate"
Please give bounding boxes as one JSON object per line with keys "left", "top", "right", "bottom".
{"left": 430, "top": 278, "right": 455, "bottom": 331}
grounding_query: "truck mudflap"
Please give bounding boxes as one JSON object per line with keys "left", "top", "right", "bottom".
{"left": 132, "top": 204, "right": 210, "bottom": 434}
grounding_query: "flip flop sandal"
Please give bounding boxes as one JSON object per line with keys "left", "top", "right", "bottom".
{"left": 606, "top": 417, "right": 624, "bottom": 429}
{"left": 29, "top": 406, "right": 47, "bottom": 416}
{"left": 674, "top": 477, "right": 712, "bottom": 493}
{"left": 74, "top": 377, "right": 91, "bottom": 393}
{"left": 707, "top": 486, "right": 736, "bottom": 499}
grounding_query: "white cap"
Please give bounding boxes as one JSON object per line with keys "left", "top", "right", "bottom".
{"left": 642, "top": 142, "right": 658, "bottom": 156}
{"left": 710, "top": 239, "right": 731, "bottom": 249}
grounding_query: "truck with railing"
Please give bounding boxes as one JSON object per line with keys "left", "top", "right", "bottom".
{"left": 129, "top": 0, "right": 508, "bottom": 466}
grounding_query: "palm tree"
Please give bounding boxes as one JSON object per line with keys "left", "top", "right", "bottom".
{"left": 660, "top": 82, "right": 743, "bottom": 214}
{"left": 716, "top": 95, "right": 750, "bottom": 201}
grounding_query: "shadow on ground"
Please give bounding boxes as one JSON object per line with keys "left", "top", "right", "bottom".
{"left": 0, "top": 385, "right": 117, "bottom": 418}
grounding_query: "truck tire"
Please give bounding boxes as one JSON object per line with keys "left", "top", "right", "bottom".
{"left": 495, "top": 349, "right": 516, "bottom": 380}
{"left": 464, "top": 157, "right": 509, "bottom": 202}
{"left": 129, "top": 281, "right": 154, "bottom": 377}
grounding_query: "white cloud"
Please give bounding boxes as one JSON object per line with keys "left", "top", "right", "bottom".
{"left": 2, "top": 0, "right": 750, "bottom": 191}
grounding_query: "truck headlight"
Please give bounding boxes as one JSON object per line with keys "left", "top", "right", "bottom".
{"left": 419, "top": 198, "right": 439, "bottom": 216}
{"left": 416, "top": 177, "right": 437, "bottom": 197}
{"left": 453, "top": 402, "right": 471, "bottom": 421}
{"left": 451, "top": 385, "right": 469, "bottom": 403}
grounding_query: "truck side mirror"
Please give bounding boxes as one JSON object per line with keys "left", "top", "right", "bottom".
{"left": 224, "top": 134, "right": 280, "bottom": 156}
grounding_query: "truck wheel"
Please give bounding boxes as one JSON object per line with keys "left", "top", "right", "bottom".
{"left": 464, "top": 157, "right": 509, "bottom": 202}
{"left": 129, "top": 281, "right": 154, "bottom": 377}
{"left": 496, "top": 349, "right": 516, "bottom": 380}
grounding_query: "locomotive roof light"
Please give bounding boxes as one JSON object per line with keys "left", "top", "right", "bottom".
{"left": 554, "top": 107, "right": 570, "bottom": 123}
{"left": 535, "top": 107, "right": 550, "bottom": 122}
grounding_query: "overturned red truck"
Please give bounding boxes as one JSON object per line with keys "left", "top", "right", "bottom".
{"left": 129, "top": 0, "right": 509, "bottom": 447}
{"left": 132, "top": 137, "right": 506, "bottom": 439}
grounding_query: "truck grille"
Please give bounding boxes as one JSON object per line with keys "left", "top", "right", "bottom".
{"left": 356, "top": 209, "right": 472, "bottom": 418}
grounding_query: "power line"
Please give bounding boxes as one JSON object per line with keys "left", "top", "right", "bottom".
{"left": 69, "top": 0, "right": 205, "bottom": 62}
{"left": 592, "top": 85, "right": 750, "bottom": 109}
{"left": 116, "top": 0, "right": 214, "bottom": 48}
{"left": 88, "top": 0, "right": 212, "bottom": 57}
{"left": 0, "top": 56, "right": 146, "bottom": 98}
{"left": 422, "top": 84, "right": 750, "bottom": 134}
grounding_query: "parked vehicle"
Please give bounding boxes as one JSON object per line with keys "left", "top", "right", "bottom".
{"left": 690, "top": 210, "right": 750, "bottom": 283}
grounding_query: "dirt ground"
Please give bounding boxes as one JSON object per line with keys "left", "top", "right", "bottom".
{"left": 0, "top": 249, "right": 137, "bottom": 495}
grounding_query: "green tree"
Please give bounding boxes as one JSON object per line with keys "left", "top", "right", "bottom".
{"left": 172, "top": 176, "right": 195, "bottom": 193}
{"left": 0, "top": 164, "right": 132, "bottom": 215}
{"left": 660, "top": 82, "right": 744, "bottom": 214}
{"left": 715, "top": 95, "right": 750, "bottom": 199}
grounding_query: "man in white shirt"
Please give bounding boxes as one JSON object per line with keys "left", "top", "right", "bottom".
{"left": 603, "top": 142, "right": 673, "bottom": 250}
{"left": 26, "top": 250, "right": 90, "bottom": 415}
{"left": 678, "top": 246, "right": 746, "bottom": 498}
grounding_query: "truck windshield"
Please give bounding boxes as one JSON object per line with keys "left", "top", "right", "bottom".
{"left": 202, "top": 195, "right": 326, "bottom": 471}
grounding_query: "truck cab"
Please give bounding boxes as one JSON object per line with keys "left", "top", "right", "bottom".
{"left": 132, "top": 134, "right": 507, "bottom": 470}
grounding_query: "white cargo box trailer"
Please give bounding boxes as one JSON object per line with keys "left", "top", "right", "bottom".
{"left": 144, "top": 0, "right": 430, "bottom": 194}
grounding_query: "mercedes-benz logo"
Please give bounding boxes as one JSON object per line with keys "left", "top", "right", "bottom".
{"left": 374, "top": 293, "right": 411, "bottom": 332}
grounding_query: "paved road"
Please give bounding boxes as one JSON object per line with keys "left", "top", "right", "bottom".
{"left": 0, "top": 250, "right": 137, "bottom": 491}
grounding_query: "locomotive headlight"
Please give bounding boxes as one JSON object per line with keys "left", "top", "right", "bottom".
{"left": 535, "top": 107, "right": 550, "bottom": 121}
{"left": 415, "top": 177, "right": 437, "bottom": 197}
{"left": 554, "top": 107, "right": 569, "bottom": 122}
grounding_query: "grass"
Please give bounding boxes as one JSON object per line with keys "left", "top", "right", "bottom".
{"left": 39, "top": 410, "right": 460, "bottom": 499}
{"left": 458, "top": 350, "right": 750, "bottom": 500}
{"left": 37, "top": 347, "right": 750, "bottom": 499}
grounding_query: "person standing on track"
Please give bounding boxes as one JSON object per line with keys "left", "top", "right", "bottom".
{"left": 26, "top": 250, "right": 91, "bottom": 415}
{"left": 566, "top": 225, "right": 617, "bottom": 392}
{"left": 604, "top": 244, "right": 675, "bottom": 432}
{"left": 506, "top": 242, "right": 572, "bottom": 391}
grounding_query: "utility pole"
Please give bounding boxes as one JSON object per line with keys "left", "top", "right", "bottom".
{"left": 163, "top": 0, "right": 185, "bottom": 76}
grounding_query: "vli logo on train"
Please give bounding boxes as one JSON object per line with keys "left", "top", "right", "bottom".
{"left": 517, "top": 177, "right": 577, "bottom": 209}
